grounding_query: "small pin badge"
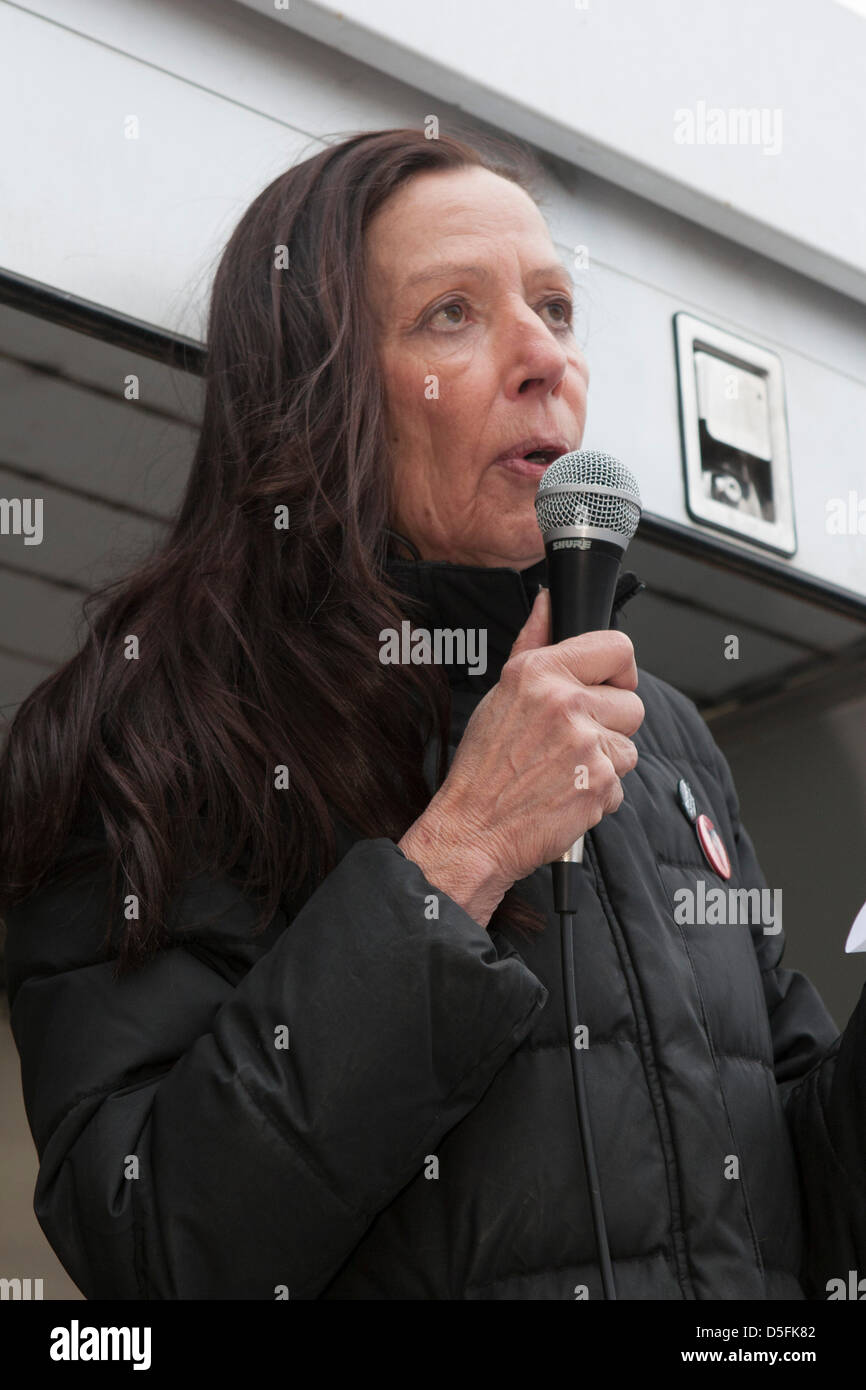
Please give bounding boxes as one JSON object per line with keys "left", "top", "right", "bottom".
{"left": 696, "top": 813, "right": 732, "bottom": 880}
{"left": 677, "top": 778, "right": 697, "bottom": 822}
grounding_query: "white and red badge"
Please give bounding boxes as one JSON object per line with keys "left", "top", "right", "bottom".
{"left": 696, "top": 813, "right": 731, "bottom": 880}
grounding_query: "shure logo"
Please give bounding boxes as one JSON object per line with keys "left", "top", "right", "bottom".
{"left": 551, "top": 537, "right": 591, "bottom": 551}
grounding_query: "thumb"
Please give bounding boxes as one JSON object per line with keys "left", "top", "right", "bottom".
{"left": 509, "top": 585, "right": 551, "bottom": 658}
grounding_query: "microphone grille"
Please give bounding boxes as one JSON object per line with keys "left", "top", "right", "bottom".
{"left": 535, "top": 450, "right": 641, "bottom": 541}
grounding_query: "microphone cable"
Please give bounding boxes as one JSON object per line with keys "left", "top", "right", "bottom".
{"left": 553, "top": 855, "right": 617, "bottom": 1300}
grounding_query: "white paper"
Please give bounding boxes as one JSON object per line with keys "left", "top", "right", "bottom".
{"left": 844, "top": 899, "right": 866, "bottom": 953}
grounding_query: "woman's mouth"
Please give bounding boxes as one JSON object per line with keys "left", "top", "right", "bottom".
{"left": 493, "top": 451, "right": 556, "bottom": 478}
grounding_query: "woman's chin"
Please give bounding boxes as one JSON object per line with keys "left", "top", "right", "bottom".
{"left": 484, "top": 526, "right": 545, "bottom": 570}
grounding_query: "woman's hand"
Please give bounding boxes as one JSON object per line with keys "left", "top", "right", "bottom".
{"left": 398, "top": 587, "right": 644, "bottom": 926}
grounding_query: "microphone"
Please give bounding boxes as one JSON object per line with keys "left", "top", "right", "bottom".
{"left": 534, "top": 450, "right": 642, "bottom": 891}
{"left": 534, "top": 451, "right": 641, "bottom": 1304}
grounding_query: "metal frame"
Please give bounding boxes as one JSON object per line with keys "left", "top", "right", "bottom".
{"left": 673, "top": 311, "right": 797, "bottom": 557}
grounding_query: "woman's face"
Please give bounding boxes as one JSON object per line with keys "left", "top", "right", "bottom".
{"left": 364, "top": 164, "right": 590, "bottom": 570}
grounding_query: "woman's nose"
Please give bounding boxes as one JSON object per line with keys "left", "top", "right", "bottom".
{"left": 504, "top": 306, "right": 570, "bottom": 396}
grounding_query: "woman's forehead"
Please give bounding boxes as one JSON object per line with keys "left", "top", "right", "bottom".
{"left": 365, "top": 171, "right": 554, "bottom": 287}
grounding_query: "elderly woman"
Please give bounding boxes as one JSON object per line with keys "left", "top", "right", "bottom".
{"left": 2, "top": 128, "right": 864, "bottom": 1302}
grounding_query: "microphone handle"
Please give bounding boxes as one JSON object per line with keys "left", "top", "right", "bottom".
{"left": 545, "top": 542, "right": 623, "bottom": 643}
{"left": 544, "top": 542, "right": 624, "bottom": 865}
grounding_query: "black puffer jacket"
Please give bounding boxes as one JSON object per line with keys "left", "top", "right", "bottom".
{"left": 5, "top": 555, "right": 866, "bottom": 1300}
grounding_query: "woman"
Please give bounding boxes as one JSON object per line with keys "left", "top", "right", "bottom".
{"left": 2, "top": 128, "right": 864, "bottom": 1301}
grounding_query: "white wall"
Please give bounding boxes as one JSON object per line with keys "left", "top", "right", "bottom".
{"left": 237, "top": 0, "right": 866, "bottom": 304}
{"left": 2, "top": 0, "right": 865, "bottom": 597}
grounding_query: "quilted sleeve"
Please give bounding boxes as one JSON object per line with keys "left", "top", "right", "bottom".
{"left": 5, "top": 834, "right": 547, "bottom": 1299}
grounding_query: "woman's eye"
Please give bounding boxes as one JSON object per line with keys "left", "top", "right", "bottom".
{"left": 423, "top": 295, "right": 573, "bottom": 331}
{"left": 542, "top": 298, "right": 574, "bottom": 329}
{"left": 426, "top": 299, "right": 468, "bottom": 329}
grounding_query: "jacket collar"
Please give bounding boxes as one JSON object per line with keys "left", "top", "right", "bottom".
{"left": 382, "top": 548, "right": 645, "bottom": 694}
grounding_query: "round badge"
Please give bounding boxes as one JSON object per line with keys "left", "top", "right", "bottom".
{"left": 677, "top": 778, "right": 697, "bottom": 823}
{"left": 696, "top": 814, "right": 731, "bottom": 880}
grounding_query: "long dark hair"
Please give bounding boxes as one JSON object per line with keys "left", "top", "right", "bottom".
{"left": 0, "top": 127, "right": 549, "bottom": 977}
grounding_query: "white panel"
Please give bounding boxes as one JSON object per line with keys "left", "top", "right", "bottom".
{"left": 0, "top": 4, "right": 318, "bottom": 337}
{"left": 538, "top": 168, "right": 866, "bottom": 385}
{"left": 233, "top": 0, "right": 866, "bottom": 303}
{"left": 12, "top": 0, "right": 415, "bottom": 137}
{"left": 561, "top": 252, "right": 866, "bottom": 596}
